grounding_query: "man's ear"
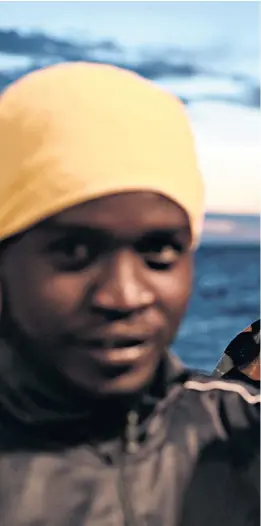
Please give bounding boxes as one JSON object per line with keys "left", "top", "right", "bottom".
{"left": 0, "top": 259, "right": 3, "bottom": 317}
{"left": 0, "top": 238, "right": 14, "bottom": 321}
{"left": 0, "top": 251, "right": 5, "bottom": 319}
{"left": 0, "top": 281, "right": 2, "bottom": 318}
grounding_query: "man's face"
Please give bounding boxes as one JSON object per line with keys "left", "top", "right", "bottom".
{"left": 0, "top": 192, "right": 193, "bottom": 397}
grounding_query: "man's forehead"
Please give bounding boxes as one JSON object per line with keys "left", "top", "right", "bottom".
{"left": 42, "top": 192, "right": 190, "bottom": 237}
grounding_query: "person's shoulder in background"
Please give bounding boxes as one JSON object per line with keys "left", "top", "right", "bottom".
{"left": 214, "top": 319, "right": 260, "bottom": 388}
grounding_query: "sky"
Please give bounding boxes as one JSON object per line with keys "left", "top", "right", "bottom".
{"left": 0, "top": 1, "right": 260, "bottom": 215}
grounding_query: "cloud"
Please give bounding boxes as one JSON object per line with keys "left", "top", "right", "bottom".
{"left": 0, "top": 28, "right": 259, "bottom": 109}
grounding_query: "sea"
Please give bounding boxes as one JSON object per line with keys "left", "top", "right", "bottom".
{"left": 0, "top": 1, "right": 259, "bottom": 372}
{"left": 176, "top": 213, "right": 260, "bottom": 372}
{"left": 174, "top": 241, "right": 260, "bottom": 372}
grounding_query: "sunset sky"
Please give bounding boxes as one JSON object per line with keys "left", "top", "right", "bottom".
{"left": 0, "top": 1, "right": 259, "bottom": 215}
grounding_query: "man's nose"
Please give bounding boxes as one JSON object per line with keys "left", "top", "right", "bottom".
{"left": 92, "top": 250, "right": 155, "bottom": 314}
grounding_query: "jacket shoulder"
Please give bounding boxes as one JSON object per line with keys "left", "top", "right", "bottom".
{"left": 181, "top": 373, "right": 260, "bottom": 431}
{"left": 184, "top": 373, "right": 260, "bottom": 400}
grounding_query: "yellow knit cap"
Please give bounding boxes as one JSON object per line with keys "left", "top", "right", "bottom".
{"left": 0, "top": 62, "right": 204, "bottom": 245}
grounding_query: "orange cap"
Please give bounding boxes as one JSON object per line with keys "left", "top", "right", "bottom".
{"left": 0, "top": 62, "right": 204, "bottom": 245}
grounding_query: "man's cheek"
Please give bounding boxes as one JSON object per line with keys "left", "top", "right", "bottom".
{"left": 161, "top": 276, "right": 191, "bottom": 309}
{"left": 163, "top": 283, "right": 191, "bottom": 331}
{"left": 37, "top": 276, "right": 83, "bottom": 321}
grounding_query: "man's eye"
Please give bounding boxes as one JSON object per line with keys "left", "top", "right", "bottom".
{"left": 142, "top": 245, "right": 179, "bottom": 269}
{"left": 64, "top": 243, "right": 89, "bottom": 261}
{"left": 50, "top": 240, "right": 91, "bottom": 270}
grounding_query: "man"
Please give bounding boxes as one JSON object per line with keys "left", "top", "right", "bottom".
{"left": 0, "top": 63, "right": 259, "bottom": 526}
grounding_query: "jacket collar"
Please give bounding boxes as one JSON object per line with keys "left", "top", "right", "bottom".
{"left": 0, "top": 336, "right": 185, "bottom": 444}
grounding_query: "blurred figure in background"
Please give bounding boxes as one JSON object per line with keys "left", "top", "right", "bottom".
{"left": 214, "top": 319, "right": 260, "bottom": 388}
{"left": 0, "top": 63, "right": 259, "bottom": 526}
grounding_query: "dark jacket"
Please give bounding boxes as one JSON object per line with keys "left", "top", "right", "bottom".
{"left": 0, "top": 339, "right": 259, "bottom": 526}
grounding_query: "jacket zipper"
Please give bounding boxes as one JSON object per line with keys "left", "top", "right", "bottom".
{"left": 125, "top": 410, "right": 139, "bottom": 454}
{"left": 117, "top": 410, "right": 141, "bottom": 526}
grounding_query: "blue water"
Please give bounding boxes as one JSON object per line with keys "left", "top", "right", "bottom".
{"left": 174, "top": 245, "right": 260, "bottom": 372}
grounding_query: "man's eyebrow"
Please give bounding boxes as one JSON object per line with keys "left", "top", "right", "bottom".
{"left": 137, "top": 226, "right": 191, "bottom": 245}
{"left": 38, "top": 220, "right": 191, "bottom": 241}
{"left": 38, "top": 220, "right": 108, "bottom": 237}
{"left": 141, "top": 226, "right": 191, "bottom": 236}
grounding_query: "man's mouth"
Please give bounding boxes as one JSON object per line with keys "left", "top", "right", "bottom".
{"left": 75, "top": 336, "right": 152, "bottom": 367}
{"left": 85, "top": 337, "right": 145, "bottom": 349}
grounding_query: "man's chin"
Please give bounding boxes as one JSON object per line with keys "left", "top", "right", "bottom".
{"left": 67, "top": 358, "right": 160, "bottom": 399}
